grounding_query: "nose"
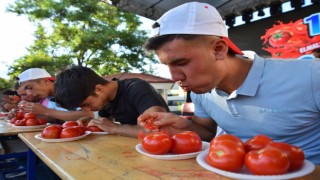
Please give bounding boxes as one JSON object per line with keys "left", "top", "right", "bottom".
{"left": 169, "top": 67, "right": 185, "bottom": 82}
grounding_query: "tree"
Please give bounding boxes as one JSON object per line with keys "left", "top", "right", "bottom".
{"left": 6, "top": 0, "right": 156, "bottom": 78}
{"left": 0, "top": 77, "right": 14, "bottom": 92}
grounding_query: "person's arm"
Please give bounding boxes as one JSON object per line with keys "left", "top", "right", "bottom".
{"left": 88, "top": 106, "right": 168, "bottom": 138}
{"left": 88, "top": 118, "right": 148, "bottom": 138}
{"left": 138, "top": 112, "right": 217, "bottom": 142}
{"left": 28, "top": 103, "right": 91, "bottom": 121}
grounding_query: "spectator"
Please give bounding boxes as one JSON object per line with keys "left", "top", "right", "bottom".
{"left": 54, "top": 66, "right": 170, "bottom": 138}
{"left": 138, "top": 2, "right": 320, "bottom": 165}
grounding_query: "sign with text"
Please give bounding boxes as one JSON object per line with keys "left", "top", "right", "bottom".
{"left": 228, "top": 4, "right": 320, "bottom": 59}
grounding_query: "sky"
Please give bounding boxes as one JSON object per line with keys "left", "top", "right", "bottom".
{"left": 0, "top": 0, "right": 312, "bottom": 80}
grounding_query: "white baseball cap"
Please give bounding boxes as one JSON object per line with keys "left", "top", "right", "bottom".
{"left": 18, "top": 68, "right": 53, "bottom": 83}
{"left": 151, "top": 2, "right": 243, "bottom": 55}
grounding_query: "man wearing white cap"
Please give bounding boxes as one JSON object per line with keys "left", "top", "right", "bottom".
{"left": 138, "top": 2, "right": 320, "bottom": 165}
{"left": 18, "top": 68, "right": 91, "bottom": 122}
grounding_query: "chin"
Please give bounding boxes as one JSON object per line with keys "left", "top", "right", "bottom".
{"left": 190, "top": 89, "right": 210, "bottom": 94}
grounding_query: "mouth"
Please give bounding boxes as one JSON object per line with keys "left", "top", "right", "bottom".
{"left": 180, "top": 85, "right": 190, "bottom": 92}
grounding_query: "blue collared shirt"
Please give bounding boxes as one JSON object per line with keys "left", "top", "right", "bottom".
{"left": 192, "top": 55, "right": 320, "bottom": 164}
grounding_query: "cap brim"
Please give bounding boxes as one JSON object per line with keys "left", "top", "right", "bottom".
{"left": 222, "top": 37, "right": 244, "bottom": 55}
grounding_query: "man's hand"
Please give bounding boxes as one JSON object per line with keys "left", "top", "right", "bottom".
{"left": 137, "top": 112, "right": 192, "bottom": 136}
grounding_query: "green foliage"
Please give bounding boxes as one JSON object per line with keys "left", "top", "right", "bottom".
{"left": 0, "top": 78, "right": 14, "bottom": 92}
{"left": 6, "top": 0, "right": 156, "bottom": 78}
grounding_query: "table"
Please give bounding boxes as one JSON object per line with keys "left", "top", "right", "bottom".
{"left": 0, "top": 120, "right": 44, "bottom": 179}
{"left": 18, "top": 132, "right": 320, "bottom": 180}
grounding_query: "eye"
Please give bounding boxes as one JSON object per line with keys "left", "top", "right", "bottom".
{"left": 24, "top": 86, "right": 32, "bottom": 90}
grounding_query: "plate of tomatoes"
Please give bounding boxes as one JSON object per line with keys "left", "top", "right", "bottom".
{"left": 35, "top": 131, "right": 91, "bottom": 143}
{"left": 136, "top": 131, "right": 209, "bottom": 160}
{"left": 136, "top": 141, "right": 209, "bottom": 160}
{"left": 196, "top": 150, "right": 315, "bottom": 180}
{"left": 196, "top": 134, "right": 316, "bottom": 179}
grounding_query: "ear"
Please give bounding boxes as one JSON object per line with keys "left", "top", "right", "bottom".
{"left": 212, "top": 39, "right": 229, "bottom": 60}
{"left": 94, "top": 84, "right": 104, "bottom": 95}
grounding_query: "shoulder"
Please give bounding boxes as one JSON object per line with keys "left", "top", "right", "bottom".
{"left": 122, "top": 78, "right": 151, "bottom": 88}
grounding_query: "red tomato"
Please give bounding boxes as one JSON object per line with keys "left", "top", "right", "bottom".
{"left": 74, "top": 126, "right": 86, "bottom": 135}
{"left": 266, "top": 142, "right": 305, "bottom": 171}
{"left": 268, "top": 31, "right": 292, "bottom": 47}
{"left": 62, "top": 121, "right": 79, "bottom": 128}
{"left": 207, "top": 140, "right": 246, "bottom": 172}
{"left": 15, "top": 111, "right": 25, "bottom": 120}
{"left": 10, "top": 118, "right": 18, "bottom": 124}
{"left": 210, "top": 134, "right": 245, "bottom": 150}
{"left": 26, "top": 118, "right": 39, "bottom": 126}
{"left": 86, "top": 126, "right": 103, "bottom": 132}
{"left": 171, "top": 131, "right": 202, "bottom": 154}
{"left": 141, "top": 132, "right": 172, "bottom": 155}
{"left": 140, "top": 118, "right": 159, "bottom": 130}
{"left": 15, "top": 120, "right": 23, "bottom": 126}
{"left": 37, "top": 118, "right": 48, "bottom": 125}
{"left": 245, "top": 134, "right": 273, "bottom": 152}
{"left": 24, "top": 112, "right": 36, "bottom": 120}
{"left": 60, "top": 127, "right": 82, "bottom": 138}
{"left": 42, "top": 125, "right": 63, "bottom": 139}
{"left": 245, "top": 147, "right": 290, "bottom": 175}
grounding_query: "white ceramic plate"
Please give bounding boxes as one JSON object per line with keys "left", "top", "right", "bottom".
{"left": 135, "top": 141, "right": 210, "bottom": 160}
{"left": 12, "top": 123, "right": 49, "bottom": 129}
{"left": 86, "top": 131, "right": 109, "bottom": 135}
{"left": 196, "top": 150, "right": 315, "bottom": 180}
{"left": 35, "top": 131, "right": 90, "bottom": 142}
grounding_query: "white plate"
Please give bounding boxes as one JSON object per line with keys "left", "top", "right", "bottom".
{"left": 34, "top": 131, "right": 90, "bottom": 142}
{"left": 12, "top": 123, "right": 49, "bottom": 129}
{"left": 196, "top": 150, "right": 315, "bottom": 180}
{"left": 135, "top": 141, "right": 210, "bottom": 160}
{"left": 86, "top": 131, "right": 109, "bottom": 135}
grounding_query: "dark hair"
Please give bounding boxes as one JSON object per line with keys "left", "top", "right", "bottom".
{"left": 144, "top": 34, "right": 199, "bottom": 51}
{"left": 312, "top": 48, "right": 320, "bottom": 53}
{"left": 54, "top": 66, "right": 108, "bottom": 110}
{"left": 2, "top": 89, "right": 19, "bottom": 96}
{"left": 144, "top": 34, "right": 236, "bottom": 56}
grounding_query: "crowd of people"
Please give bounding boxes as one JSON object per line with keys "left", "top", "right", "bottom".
{"left": 0, "top": 2, "right": 319, "bottom": 179}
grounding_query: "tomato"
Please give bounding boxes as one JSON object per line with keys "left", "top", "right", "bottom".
{"left": 137, "top": 131, "right": 146, "bottom": 140}
{"left": 15, "top": 120, "right": 25, "bottom": 126}
{"left": 210, "top": 134, "right": 245, "bottom": 150}
{"left": 245, "top": 147, "right": 290, "bottom": 175}
{"left": 86, "top": 126, "right": 103, "bottom": 132}
{"left": 268, "top": 31, "right": 291, "bottom": 47}
{"left": 62, "top": 121, "right": 79, "bottom": 128}
{"left": 141, "top": 132, "right": 172, "bottom": 155}
{"left": 26, "top": 118, "right": 39, "bottom": 126}
{"left": 140, "top": 117, "right": 159, "bottom": 130}
{"left": 60, "top": 127, "right": 82, "bottom": 138}
{"left": 207, "top": 140, "right": 245, "bottom": 172}
{"left": 24, "top": 112, "right": 36, "bottom": 120}
{"left": 245, "top": 134, "right": 273, "bottom": 152}
{"left": 15, "top": 110, "right": 25, "bottom": 120}
{"left": 10, "top": 118, "right": 18, "bottom": 124}
{"left": 74, "top": 126, "right": 86, "bottom": 135}
{"left": 37, "top": 118, "right": 48, "bottom": 125}
{"left": 266, "top": 142, "right": 304, "bottom": 171}
{"left": 42, "top": 125, "right": 63, "bottom": 139}
{"left": 171, "top": 131, "right": 202, "bottom": 154}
